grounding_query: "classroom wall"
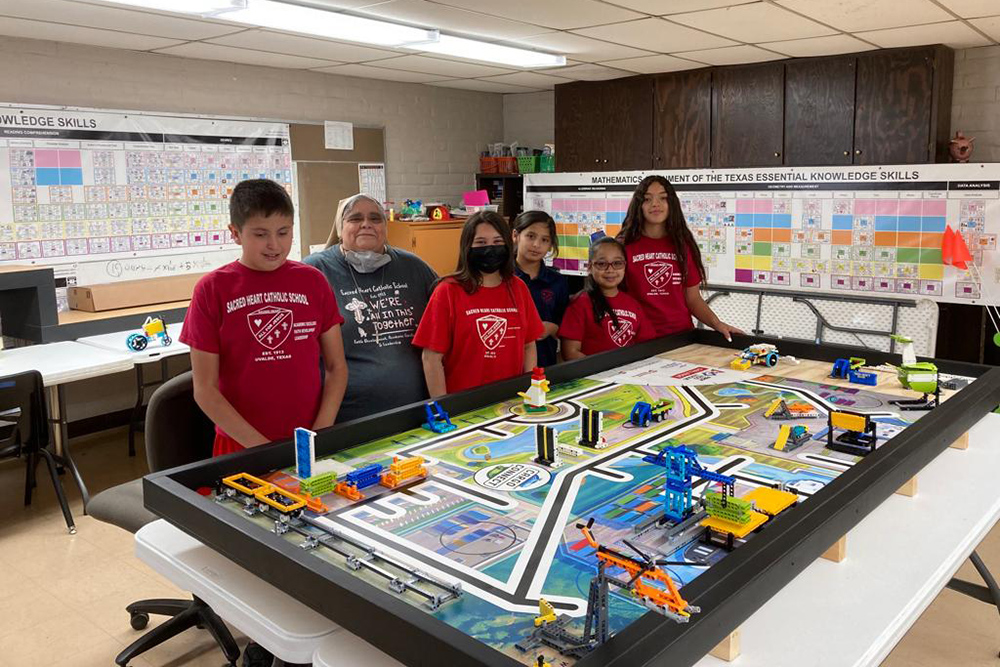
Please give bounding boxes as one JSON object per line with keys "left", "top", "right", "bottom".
{"left": 0, "top": 35, "right": 504, "bottom": 207}
{"left": 503, "top": 91, "right": 555, "bottom": 150}
{"left": 950, "top": 45, "right": 1000, "bottom": 161}
{"left": 0, "top": 34, "right": 505, "bottom": 421}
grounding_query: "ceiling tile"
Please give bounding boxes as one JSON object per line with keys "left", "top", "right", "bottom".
{"left": 762, "top": 34, "right": 877, "bottom": 57}
{"left": 477, "top": 71, "right": 571, "bottom": 88}
{"left": 0, "top": 16, "right": 181, "bottom": 50}
{"left": 366, "top": 54, "right": 512, "bottom": 77}
{"left": 313, "top": 63, "right": 449, "bottom": 83}
{"left": 857, "top": 20, "right": 991, "bottom": 49}
{"left": 295, "top": 0, "right": 392, "bottom": 7}
{"left": 600, "top": 54, "right": 704, "bottom": 73}
{"left": 355, "top": 0, "right": 549, "bottom": 40}
{"left": 430, "top": 0, "right": 644, "bottom": 30}
{"left": 971, "top": 16, "right": 1000, "bottom": 41}
{"left": 676, "top": 44, "right": 785, "bottom": 66}
{"left": 5, "top": 0, "right": 240, "bottom": 40}
{"left": 605, "top": 0, "right": 760, "bottom": 14}
{"left": 207, "top": 29, "right": 397, "bottom": 62}
{"left": 508, "top": 32, "right": 654, "bottom": 62}
{"left": 572, "top": 18, "right": 738, "bottom": 53}
{"left": 153, "top": 42, "right": 339, "bottom": 68}
{"left": 669, "top": 3, "right": 837, "bottom": 42}
{"left": 934, "top": 0, "right": 1000, "bottom": 18}
{"left": 431, "top": 79, "right": 539, "bottom": 93}
{"left": 774, "top": 0, "right": 952, "bottom": 32}
{"left": 549, "top": 63, "right": 635, "bottom": 81}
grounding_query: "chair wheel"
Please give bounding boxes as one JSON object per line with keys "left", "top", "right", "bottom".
{"left": 242, "top": 641, "right": 274, "bottom": 667}
{"left": 130, "top": 611, "right": 149, "bottom": 630}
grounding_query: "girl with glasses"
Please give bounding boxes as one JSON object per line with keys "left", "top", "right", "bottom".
{"left": 560, "top": 237, "right": 652, "bottom": 359}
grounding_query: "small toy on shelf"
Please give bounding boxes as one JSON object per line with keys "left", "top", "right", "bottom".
{"left": 423, "top": 401, "right": 456, "bottom": 433}
{"left": 126, "top": 315, "right": 172, "bottom": 352}
{"left": 400, "top": 199, "right": 423, "bottom": 218}
{"left": 518, "top": 367, "right": 550, "bottom": 413}
{"left": 730, "top": 343, "right": 779, "bottom": 371}
{"left": 426, "top": 203, "right": 451, "bottom": 221}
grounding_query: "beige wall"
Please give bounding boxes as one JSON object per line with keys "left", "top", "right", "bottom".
{"left": 503, "top": 91, "right": 555, "bottom": 151}
{"left": 0, "top": 35, "right": 505, "bottom": 420}
{"left": 951, "top": 46, "right": 1000, "bottom": 161}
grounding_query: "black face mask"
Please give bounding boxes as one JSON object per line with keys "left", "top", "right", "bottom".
{"left": 468, "top": 245, "right": 510, "bottom": 274}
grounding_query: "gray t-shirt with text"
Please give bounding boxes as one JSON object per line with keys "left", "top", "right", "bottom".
{"left": 304, "top": 245, "right": 437, "bottom": 423}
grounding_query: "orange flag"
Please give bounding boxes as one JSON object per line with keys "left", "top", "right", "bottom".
{"left": 941, "top": 226, "right": 956, "bottom": 266}
{"left": 953, "top": 230, "right": 973, "bottom": 271}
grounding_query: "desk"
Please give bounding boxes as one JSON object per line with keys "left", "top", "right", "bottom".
{"left": 136, "top": 520, "right": 341, "bottom": 664}
{"left": 78, "top": 321, "right": 189, "bottom": 456}
{"left": 0, "top": 341, "right": 135, "bottom": 526}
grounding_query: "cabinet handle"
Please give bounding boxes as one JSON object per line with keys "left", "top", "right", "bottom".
{"left": 773, "top": 152, "right": 781, "bottom": 158}
{"left": 843, "top": 150, "right": 850, "bottom": 156}
{"left": 602, "top": 159, "right": 608, "bottom": 163}
{"left": 855, "top": 149, "right": 863, "bottom": 155}
{"left": 655, "top": 156, "right": 661, "bottom": 162}
{"left": 594, "top": 159, "right": 600, "bottom": 163}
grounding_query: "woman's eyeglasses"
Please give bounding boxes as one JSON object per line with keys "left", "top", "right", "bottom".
{"left": 592, "top": 260, "right": 625, "bottom": 271}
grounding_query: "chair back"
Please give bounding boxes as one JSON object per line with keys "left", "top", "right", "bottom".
{"left": 145, "top": 371, "right": 214, "bottom": 472}
{"left": 0, "top": 370, "right": 48, "bottom": 457}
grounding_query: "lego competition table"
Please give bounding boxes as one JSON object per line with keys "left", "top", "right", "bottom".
{"left": 143, "top": 331, "right": 1000, "bottom": 667}
{"left": 77, "top": 319, "right": 188, "bottom": 456}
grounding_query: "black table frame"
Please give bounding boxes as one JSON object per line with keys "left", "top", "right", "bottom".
{"left": 144, "top": 329, "right": 1000, "bottom": 667}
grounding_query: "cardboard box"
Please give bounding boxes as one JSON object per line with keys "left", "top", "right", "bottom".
{"left": 67, "top": 273, "right": 204, "bottom": 312}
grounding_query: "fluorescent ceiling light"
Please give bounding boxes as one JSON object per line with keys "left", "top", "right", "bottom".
{"left": 225, "top": 1, "right": 438, "bottom": 47}
{"left": 414, "top": 34, "right": 565, "bottom": 69}
{"left": 99, "top": 0, "right": 247, "bottom": 16}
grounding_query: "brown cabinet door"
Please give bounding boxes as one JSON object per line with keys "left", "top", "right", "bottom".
{"left": 653, "top": 69, "right": 712, "bottom": 169}
{"left": 784, "top": 57, "right": 855, "bottom": 166}
{"left": 854, "top": 48, "right": 934, "bottom": 165}
{"left": 712, "top": 63, "right": 785, "bottom": 167}
{"left": 602, "top": 76, "right": 653, "bottom": 171}
{"left": 555, "top": 81, "right": 601, "bottom": 172}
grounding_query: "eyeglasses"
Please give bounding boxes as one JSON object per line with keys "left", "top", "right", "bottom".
{"left": 592, "top": 260, "right": 625, "bottom": 271}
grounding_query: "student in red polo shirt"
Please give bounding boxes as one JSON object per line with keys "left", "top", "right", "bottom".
{"left": 413, "top": 211, "right": 544, "bottom": 396}
{"left": 561, "top": 237, "right": 653, "bottom": 358}
{"left": 619, "top": 175, "right": 743, "bottom": 340}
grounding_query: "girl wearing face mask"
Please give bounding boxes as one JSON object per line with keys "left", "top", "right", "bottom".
{"left": 304, "top": 194, "right": 438, "bottom": 422}
{"left": 413, "top": 211, "right": 544, "bottom": 397}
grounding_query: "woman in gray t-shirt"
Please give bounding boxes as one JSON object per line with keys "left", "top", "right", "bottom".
{"left": 304, "top": 194, "right": 437, "bottom": 423}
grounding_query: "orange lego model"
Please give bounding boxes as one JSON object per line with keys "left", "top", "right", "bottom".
{"left": 380, "top": 455, "right": 428, "bottom": 489}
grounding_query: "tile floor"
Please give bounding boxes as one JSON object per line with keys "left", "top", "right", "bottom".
{"left": 0, "top": 428, "right": 997, "bottom": 666}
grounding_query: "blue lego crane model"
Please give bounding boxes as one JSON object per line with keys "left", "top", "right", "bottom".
{"left": 642, "top": 445, "right": 735, "bottom": 524}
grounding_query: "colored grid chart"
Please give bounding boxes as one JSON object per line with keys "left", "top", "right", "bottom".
{"left": 551, "top": 196, "right": 626, "bottom": 272}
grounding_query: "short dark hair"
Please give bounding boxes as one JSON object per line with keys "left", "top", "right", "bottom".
{"left": 229, "top": 179, "right": 294, "bottom": 229}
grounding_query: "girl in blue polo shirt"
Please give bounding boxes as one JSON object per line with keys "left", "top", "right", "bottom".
{"left": 513, "top": 211, "right": 569, "bottom": 367}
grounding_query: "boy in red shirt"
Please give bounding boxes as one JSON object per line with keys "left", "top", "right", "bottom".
{"left": 181, "top": 179, "right": 348, "bottom": 456}
{"left": 619, "top": 176, "right": 743, "bottom": 340}
{"left": 561, "top": 237, "right": 653, "bottom": 358}
{"left": 414, "top": 211, "right": 544, "bottom": 396}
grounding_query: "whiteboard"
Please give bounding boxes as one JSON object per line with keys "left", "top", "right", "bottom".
{"left": 0, "top": 104, "right": 296, "bottom": 310}
{"left": 524, "top": 164, "right": 1000, "bottom": 306}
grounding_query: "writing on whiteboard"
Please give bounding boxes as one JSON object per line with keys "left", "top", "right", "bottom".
{"left": 105, "top": 255, "right": 225, "bottom": 279}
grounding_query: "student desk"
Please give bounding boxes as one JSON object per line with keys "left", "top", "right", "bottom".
{"left": 77, "top": 320, "right": 189, "bottom": 456}
{"left": 0, "top": 341, "right": 135, "bottom": 509}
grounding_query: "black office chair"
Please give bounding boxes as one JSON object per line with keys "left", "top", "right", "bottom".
{"left": 0, "top": 370, "right": 82, "bottom": 533}
{"left": 86, "top": 370, "right": 240, "bottom": 666}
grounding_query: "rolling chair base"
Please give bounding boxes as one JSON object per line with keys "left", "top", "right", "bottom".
{"left": 116, "top": 595, "right": 240, "bottom": 666}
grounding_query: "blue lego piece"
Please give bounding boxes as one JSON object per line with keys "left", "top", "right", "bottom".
{"left": 345, "top": 463, "right": 383, "bottom": 490}
{"left": 422, "top": 401, "right": 456, "bottom": 433}
{"left": 831, "top": 358, "right": 851, "bottom": 379}
{"left": 848, "top": 369, "right": 877, "bottom": 386}
{"left": 643, "top": 445, "right": 736, "bottom": 523}
{"left": 630, "top": 401, "right": 652, "bottom": 427}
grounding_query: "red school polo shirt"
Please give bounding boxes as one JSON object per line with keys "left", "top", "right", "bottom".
{"left": 623, "top": 235, "right": 702, "bottom": 336}
{"left": 559, "top": 291, "right": 654, "bottom": 355}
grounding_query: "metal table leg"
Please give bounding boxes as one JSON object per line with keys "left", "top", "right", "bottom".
{"left": 129, "top": 358, "right": 171, "bottom": 457}
{"left": 42, "top": 384, "right": 89, "bottom": 531}
{"left": 945, "top": 550, "right": 1000, "bottom": 657}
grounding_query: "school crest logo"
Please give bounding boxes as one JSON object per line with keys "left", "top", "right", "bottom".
{"left": 476, "top": 314, "right": 507, "bottom": 351}
{"left": 644, "top": 262, "right": 673, "bottom": 289}
{"left": 607, "top": 318, "right": 636, "bottom": 347}
{"left": 247, "top": 306, "right": 292, "bottom": 350}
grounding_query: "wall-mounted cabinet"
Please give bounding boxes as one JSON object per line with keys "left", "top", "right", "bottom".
{"left": 554, "top": 45, "right": 954, "bottom": 170}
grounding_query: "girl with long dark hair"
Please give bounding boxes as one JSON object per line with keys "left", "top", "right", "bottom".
{"left": 560, "top": 237, "right": 652, "bottom": 359}
{"left": 619, "top": 175, "right": 742, "bottom": 340}
{"left": 413, "top": 211, "right": 543, "bottom": 397}
{"left": 512, "top": 210, "right": 569, "bottom": 366}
